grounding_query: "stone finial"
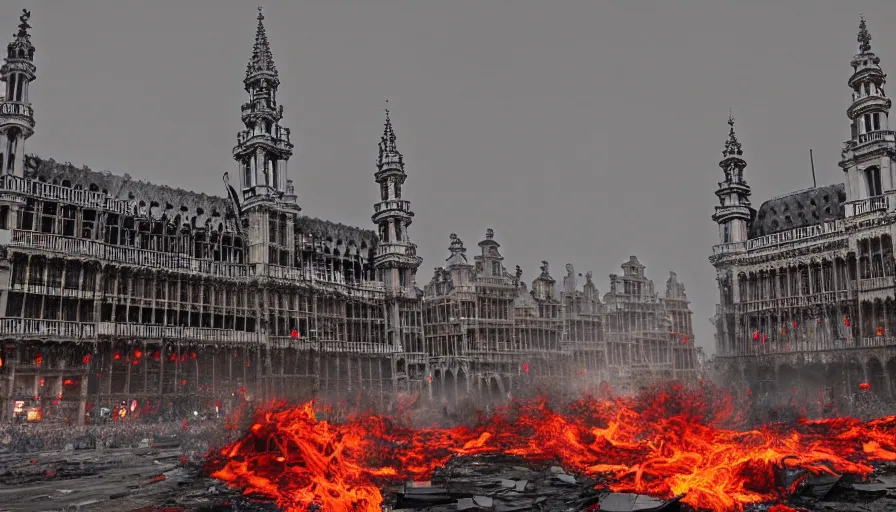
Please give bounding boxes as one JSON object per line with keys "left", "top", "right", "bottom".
{"left": 540, "top": 260, "right": 549, "bottom": 276}
{"left": 485, "top": 228, "right": 494, "bottom": 240}
{"left": 17, "top": 9, "right": 31, "bottom": 39}
{"left": 515, "top": 264, "right": 523, "bottom": 281}
{"left": 858, "top": 14, "right": 871, "bottom": 54}
{"left": 723, "top": 111, "right": 743, "bottom": 158}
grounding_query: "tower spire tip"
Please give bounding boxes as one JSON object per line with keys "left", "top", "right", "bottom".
{"left": 723, "top": 111, "right": 743, "bottom": 158}
{"left": 858, "top": 14, "right": 872, "bottom": 54}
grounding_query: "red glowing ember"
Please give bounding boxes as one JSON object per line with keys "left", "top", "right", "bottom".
{"left": 208, "top": 386, "right": 896, "bottom": 512}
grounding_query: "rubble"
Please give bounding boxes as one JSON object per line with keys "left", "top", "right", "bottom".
{"left": 3, "top": 445, "right": 896, "bottom": 512}
{"left": 382, "top": 454, "right": 681, "bottom": 512}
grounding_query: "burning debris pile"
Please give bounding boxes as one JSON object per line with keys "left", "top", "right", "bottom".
{"left": 207, "top": 385, "right": 896, "bottom": 512}
{"left": 385, "top": 453, "right": 682, "bottom": 511}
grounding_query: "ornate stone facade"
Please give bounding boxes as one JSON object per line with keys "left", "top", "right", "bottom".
{"left": 0, "top": 9, "right": 698, "bottom": 424}
{"left": 710, "top": 17, "right": 896, "bottom": 405}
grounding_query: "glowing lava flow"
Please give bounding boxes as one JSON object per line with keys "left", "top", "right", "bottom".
{"left": 207, "top": 386, "right": 896, "bottom": 512}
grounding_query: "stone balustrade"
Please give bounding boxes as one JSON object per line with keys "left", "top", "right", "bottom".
{"left": 0, "top": 318, "right": 95, "bottom": 339}
{"left": 7, "top": 230, "right": 385, "bottom": 293}
{"left": 96, "top": 322, "right": 261, "bottom": 343}
{"left": 846, "top": 194, "right": 890, "bottom": 217}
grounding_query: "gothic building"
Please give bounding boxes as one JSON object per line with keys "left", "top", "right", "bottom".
{"left": 710, "top": 17, "right": 896, "bottom": 405}
{"left": 423, "top": 242, "right": 699, "bottom": 400}
{"left": 0, "top": 9, "right": 697, "bottom": 424}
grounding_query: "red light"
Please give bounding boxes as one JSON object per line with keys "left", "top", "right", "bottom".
{"left": 82, "top": 354, "right": 91, "bottom": 365}
{"left": 134, "top": 350, "right": 143, "bottom": 358}
{"left": 291, "top": 329, "right": 299, "bottom": 338}
{"left": 522, "top": 362, "right": 530, "bottom": 374}
{"left": 39, "top": 378, "right": 45, "bottom": 387}
{"left": 781, "top": 328, "right": 787, "bottom": 336}
{"left": 154, "top": 351, "right": 160, "bottom": 361}
{"left": 191, "top": 352, "right": 197, "bottom": 360}
{"left": 753, "top": 330, "right": 759, "bottom": 340}
{"left": 844, "top": 316, "right": 851, "bottom": 327}
{"left": 859, "top": 382, "right": 871, "bottom": 391}
{"left": 132, "top": 359, "right": 139, "bottom": 366}
{"left": 34, "top": 353, "right": 43, "bottom": 366}
{"left": 170, "top": 353, "right": 177, "bottom": 362}
{"left": 427, "top": 375, "right": 433, "bottom": 384}
{"left": 877, "top": 326, "right": 884, "bottom": 336}
{"left": 113, "top": 351, "right": 121, "bottom": 361}
{"left": 181, "top": 379, "right": 187, "bottom": 386}
{"left": 792, "top": 320, "right": 798, "bottom": 328}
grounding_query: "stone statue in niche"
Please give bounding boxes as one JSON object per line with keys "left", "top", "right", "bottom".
{"left": 585, "top": 271, "right": 594, "bottom": 287}
{"left": 540, "top": 261, "right": 549, "bottom": 276}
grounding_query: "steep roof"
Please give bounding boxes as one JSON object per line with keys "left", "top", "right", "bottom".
{"left": 25, "top": 155, "right": 377, "bottom": 247}
{"left": 749, "top": 183, "right": 846, "bottom": 238}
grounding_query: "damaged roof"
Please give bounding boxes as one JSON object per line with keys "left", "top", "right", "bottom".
{"left": 25, "top": 155, "right": 378, "bottom": 248}
{"left": 749, "top": 183, "right": 846, "bottom": 239}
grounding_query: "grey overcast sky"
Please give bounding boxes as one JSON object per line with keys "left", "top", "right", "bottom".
{"left": 2, "top": 0, "right": 894, "bottom": 355}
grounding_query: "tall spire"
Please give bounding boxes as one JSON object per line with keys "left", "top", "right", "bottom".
{"left": 1, "top": 9, "right": 37, "bottom": 176}
{"left": 378, "top": 101, "right": 403, "bottom": 170}
{"left": 245, "top": 7, "right": 277, "bottom": 87}
{"left": 233, "top": 7, "right": 294, "bottom": 207}
{"left": 722, "top": 110, "right": 743, "bottom": 158}
{"left": 841, "top": 14, "right": 893, "bottom": 208}
{"left": 712, "top": 112, "right": 752, "bottom": 245}
{"left": 858, "top": 14, "right": 871, "bottom": 54}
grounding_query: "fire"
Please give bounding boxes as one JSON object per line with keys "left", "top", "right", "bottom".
{"left": 208, "top": 385, "right": 896, "bottom": 512}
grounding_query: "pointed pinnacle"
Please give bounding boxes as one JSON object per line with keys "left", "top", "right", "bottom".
{"left": 858, "top": 14, "right": 872, "bottom": 54}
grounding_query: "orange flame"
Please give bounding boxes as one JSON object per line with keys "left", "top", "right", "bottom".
{"left": 208, "top": 386, "right": 896, "bottom": 512}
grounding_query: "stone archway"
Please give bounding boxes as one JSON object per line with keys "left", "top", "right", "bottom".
{"left": 886, "top": 357, "right": 896, "bottom": 399}
{"left": 488, "top": 377, "right": 502, "bottom": 404}
{"left": 444, "top": 371, "right": 457, "bottom": 405}
{"left": 433, "top": 369, "right": 444, "bottom": 402}
{"left": 846, "top": 357, "right": 865, "bottom": 392}
{"left": 456, "top": 369, "right": 469, "bottom": 402}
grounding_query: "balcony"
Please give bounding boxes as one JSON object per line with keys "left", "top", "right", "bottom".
{"left": 855, "top": 129, "right": 896, "bottom": 146}
{"left": 712, "top": 242, "right": 746, "bottom": 257}
{"left": 269, "top": 337, "right": 400, "bottom": 354}
{"left": 0, "top": 100, "right": 33, "bottom": 121}
{"left": 712, "top": 220, "right": 844, "bottom": 262}
{"left": 846, "top": 194, "right": 889, "bottom": 218}
{"left": 0, "top": 175, "right": 132, "bottom": 214}
{"left": 0, "top": 318, "right": 95, "bottom": 339}
{"left": 851, "top": 276, "right": 895, "bottom": 293}
{"left": 96, "top": 322, "right": 261, "bottom": 344}
{"left": 373, "top": 200, "right": 412, "bottom": 215}
{"left": 9, "top": 230, "right": 249, "bottom": 279}
{"left": 262, "top": 264, "right": 385, "bottom": 294}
